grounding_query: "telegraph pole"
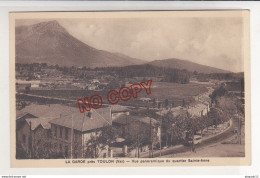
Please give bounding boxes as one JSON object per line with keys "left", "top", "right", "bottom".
{"left": 70, "top": 114, "right": 74, "bottom": 158}
{"left": 149, "top": 117, "right": 152, "bottom": 158}
{"left": 29, "top": 121, "right": 33, "bottom": 159}
{"left": 236, "top": 102, "right": 241, "bottom": 144}
{"left": 159, "top": 104, "right": 162, "bottom": 157}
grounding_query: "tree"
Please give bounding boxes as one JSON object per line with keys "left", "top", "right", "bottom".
{"left": 162, "top": 111, "right": 187, "bottom": 146}
{"left": 162, "top": 112, "right": 175, "bottom": 147}
{"left": 85, "top": 126, "right": 118, "bottom": 158}
{"left": 125, "top": 120, "right": 159, "bottom": 158}
{"left": 32, "top": 138, "right": 55, "bottom": 159}
{"left": 31, "top": 130, "right": 57, "bottom": 159}
{"left": 210, "top": 85, "right": 228, "bottom": 103}
{"left": 184, "top": 112, "right": 201, "bottom": 152}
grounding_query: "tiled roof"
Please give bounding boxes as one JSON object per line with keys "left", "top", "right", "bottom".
{"left": 16, "top": 104, "right": 73, "bottom": 119}
{"left": 49, "top": 107, "right": 112, "bottom": 132}
{"left": 17, "top": 104, "right": 112, "bottom": 132}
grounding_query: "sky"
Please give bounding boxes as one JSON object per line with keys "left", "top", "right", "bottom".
{"left": 16, "top": 17, "right": 244, "bottom": 72}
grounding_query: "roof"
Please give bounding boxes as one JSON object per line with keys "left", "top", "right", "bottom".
{"left": 132, "top": 116, "right": 159, "bottom": 126}
{"left": 17, "top": 104, "right": 112, "bottom": 132}
{"left": 16, "top": 112, "right": 37, "bottom": 120}
{"left": 188, "top": 103, "right": 208, "bottom": 117}
{"left": 112, "top": 114, "right": 159, "bottom": 127}
{"left": 49, "top": 107, "right": 112, "bottom": 132}
{"left": 110, "top": 104, "right": 131, "bottom": 113}
{"left": 25, "top": 117, "right": 54, "bottom": 130}
{"left": 112, "top": 113, "right": 128, "bottom": 125}
{"left": 16, "top": 104, "right": 73, "bottom": 119}
{"left": 156, "top": 106, "right": 187, "bottom": 118}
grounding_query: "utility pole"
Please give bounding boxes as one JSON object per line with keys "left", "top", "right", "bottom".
{"left": 137, "top": 135, "right": 140, "bottom": 158}
{"left": 160, "top": 106, "right": 162, "bottom": 157}
{"left": 149, "top": 117, "right": 152, "bottom": 158}
{"left": 82, "top": 113, "right": 85, "bottom": 158}
{"left": 70, "top": 114, "right": 74, "bottom": 159}
{"left": 29, "top": 121, "right": 33, "bottom": 159}
{"left": 236, "top": 102, "right": 241, "bottom": 144}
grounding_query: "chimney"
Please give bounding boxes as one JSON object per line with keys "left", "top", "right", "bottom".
{"left": 87, "top": 110, "right": 93, "bottom": 119}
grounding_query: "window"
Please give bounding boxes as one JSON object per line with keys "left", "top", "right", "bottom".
{"left": 54, "top": 125, "right": 57, "bottom": 137}
{"left": 65, "top": 146, "right": 69, "bottom": 158}
{"left": 22, "top": 134, "right": 26, "bottom": 143}
{"left": 65, "top": 128, "right": 69, "bottom": 140}
{"left": 60, "top": 127, "right": 63, "bottom": 138}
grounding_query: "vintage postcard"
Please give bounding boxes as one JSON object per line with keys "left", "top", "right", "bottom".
{"left": 9, "top": 11, "right": 250, "bottom": 167}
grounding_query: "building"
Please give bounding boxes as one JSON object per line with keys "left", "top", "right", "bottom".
{"left": 16, "top": 104, "right": 112, "bottom": 159}
{"left": 16, "top": 112, "right": 56, "bottom": 158}
{"left": 188, "top": 103, "right": 209, "bottom": 117}
{"left": 112, "top": 114, "right": 160, "bottom": 144}
{"left": 49, "top": 107, "right": 112, "bottom": 159}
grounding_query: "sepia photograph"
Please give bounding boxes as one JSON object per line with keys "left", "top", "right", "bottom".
{"left": 9, "top": 11, "right": 250, "bottom": 167}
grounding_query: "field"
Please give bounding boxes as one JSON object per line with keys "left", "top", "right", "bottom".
{"left": 118, "top": 82, "right": 209, "bottom": 108}
{"left": 150, "top": 82, "right": 208, "bottom": 100}
{"left": 18, "top": 81, "right": 209, "bottom": 108}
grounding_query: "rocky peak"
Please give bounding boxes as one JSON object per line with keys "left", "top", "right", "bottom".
{"left": 31, "top": 20, "right": 67, "bottom": 34}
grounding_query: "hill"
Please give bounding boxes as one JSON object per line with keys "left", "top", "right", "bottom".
{"left": 148, "top": 58, "right": 230, "bottom": 74}
{"left": 15, "top": 20, "right": 145, "bottom": 68}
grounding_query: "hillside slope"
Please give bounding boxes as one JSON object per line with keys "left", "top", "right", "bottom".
{"left": 15, "top": 20, "right": 145, "bottom": 68}
{"left": 148, "top": 58, "right": 229, "bottom": 73}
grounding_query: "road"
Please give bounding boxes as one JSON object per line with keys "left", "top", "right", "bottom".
{"left": 140, "top": 118, "right": 237, "bottom": 158}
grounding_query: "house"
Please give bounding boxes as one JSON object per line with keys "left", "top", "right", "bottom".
{"left": 188, "top": 103, "right": 209, "bottom": 117}
{"left": 49, "top": 107, "right": 112, "bottom": 159}
{"left": 16, "top": 104, "right": 112, "bottom": 159}
{"left": 16, "top": 112, "right": 55, "bottom": 158}
{"left": 16, "top": 104, "right": 73, "bottom": 158}
{"left": 112, "top": 114, "right": 160, "bottom": 144}
{"left": 112, "top": 114, "right": 160, "bottom": 156}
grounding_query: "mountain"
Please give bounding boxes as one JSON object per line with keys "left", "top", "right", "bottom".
{"left": 15, "top": 20, "right": 145, "bottom": 68}
{"left": 148, "top": 58, "right": 230, "bottom": 73}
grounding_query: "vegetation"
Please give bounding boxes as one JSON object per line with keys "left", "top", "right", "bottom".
{"left": 101, "top": 64, "right": 191, "bottom": 84}
{"left": 84, "top": 126, "right": 118, "bottom": 158}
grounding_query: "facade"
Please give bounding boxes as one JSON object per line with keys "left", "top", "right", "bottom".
{"left": 112, "top": 114, "right": 160, "bottom": 145}
{"left": 16, "top": 104, "right": 112, "bottom": 159}
{"left": 49, "top": 107, "right": 112, "bottom": 159}
{"left": 16, "top": 112, "right": 53, "bottom": 158}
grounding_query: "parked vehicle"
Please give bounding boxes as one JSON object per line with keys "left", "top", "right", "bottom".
{"left": 193, "top": 135, "right": 202, "bottom": 144}
{"left": 186, "top": 135, "right": 202, "bottom": 146}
